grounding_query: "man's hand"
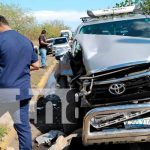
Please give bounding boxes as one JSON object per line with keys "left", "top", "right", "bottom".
{"left": 30, "top": 60, "right": 40, "bottom": 71}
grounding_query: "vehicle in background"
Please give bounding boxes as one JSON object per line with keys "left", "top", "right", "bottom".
{"left": 52, "top": 37, "right": 71, "bottom": 60}
{"left": 55, "top": 6, "right": 150, "bottom": 146}
{"left": 60, "top": 30, "right": 73, "bottom": 40}
{"left": 46, "top": 38, "right": 54, "bottom": 54}
{"left": 60, "top": 30, "right": 74, "bottom": 48}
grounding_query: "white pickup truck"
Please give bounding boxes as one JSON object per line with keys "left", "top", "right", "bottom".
{"left": 56, "top": 6, "right": 150, "bottom": 146}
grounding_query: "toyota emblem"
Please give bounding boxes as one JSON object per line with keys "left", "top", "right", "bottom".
{"left": 109, "top": 83, "right": 126, "bottom": 95}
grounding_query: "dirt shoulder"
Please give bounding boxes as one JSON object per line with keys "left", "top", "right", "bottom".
{"left": 31, "top": 55, "right": 56, "bottom": 88}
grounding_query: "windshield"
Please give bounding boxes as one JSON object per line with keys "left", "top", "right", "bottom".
{"left": 53, "top": 38, "right": 67, "bottom": 45}
{"left": 60, "top": 32, "right": 69, "bottom": 38}
{"left": 80, "top": 18, "right": 150, "bottom": 38}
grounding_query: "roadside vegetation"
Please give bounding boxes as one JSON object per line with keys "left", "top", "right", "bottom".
{"left": 116, "top": 0, "right": 150, "bottom": 14}
{"left": 0, "top": 125, "right": 7, "bottom": 141}
{"left": 0, "top": 3, "right": 70, "bottom": 41}
{"left": 141, "top": 0, "right": 150, "bottom": 14}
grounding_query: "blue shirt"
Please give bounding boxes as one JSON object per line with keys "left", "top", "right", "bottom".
{"left": 0, "top": 30, "right": 38, "bottom": 101}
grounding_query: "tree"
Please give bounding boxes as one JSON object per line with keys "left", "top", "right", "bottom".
{"left": 141, "top": 0, "right": 150, "bottom": 14}
{"left": 41, "top": 20, "right": 70, "bottom": 38}
{"left": 115, "top": 0, "right": 150, "bottom": 14}
{"left": 116, "top": 0, "right": 139, "bottom": 7}
{"left": 0, "top": 3, "right": 36, "bottom": 33}
{"left": 0, "top": 3, "right": 70, "bottom": 42}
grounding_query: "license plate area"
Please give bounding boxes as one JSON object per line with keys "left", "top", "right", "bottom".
{"left": 124, "top": 117, "right": 150, "bottom": 129}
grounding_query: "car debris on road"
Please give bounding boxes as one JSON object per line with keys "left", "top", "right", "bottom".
{"left": 36, "top": 130, "right": 64, "bottom": 147}
{"left": 48, "top": 134, "right": 78, "bottom": 150}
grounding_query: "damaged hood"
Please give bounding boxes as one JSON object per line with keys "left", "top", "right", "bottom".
{"left": 76, "top": 34, "right": 150, "bottom": 74}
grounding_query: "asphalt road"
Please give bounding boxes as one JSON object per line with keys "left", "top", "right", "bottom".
{"left": 33, "top": 71, "right": 150, "bottom": 150}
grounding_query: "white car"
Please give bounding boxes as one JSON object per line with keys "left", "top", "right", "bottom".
{"left": 60, "top": 30, "right": 73, "bottom": 39}
{"left": 52, "top": 37, "right": 71, "bottom": 60}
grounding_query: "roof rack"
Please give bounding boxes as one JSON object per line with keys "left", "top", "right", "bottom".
{"left": 80, "top": 17, "right": 97, "bottom": 22}
{"left": 80, "top": 5, "right": 142, "bottom": 23}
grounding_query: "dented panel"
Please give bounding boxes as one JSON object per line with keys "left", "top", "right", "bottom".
{"left": 76, "top": 34, "right": 150, "bottom": 74}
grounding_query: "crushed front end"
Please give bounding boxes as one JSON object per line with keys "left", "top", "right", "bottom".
{"left": 77, "top": 62, "right": 150, "bottom": 145}
{"left": 79, "top": 63, "right": 150, "bottom": 106}
{"left": 82, "top": 103, "right": 150, "bottom": 145}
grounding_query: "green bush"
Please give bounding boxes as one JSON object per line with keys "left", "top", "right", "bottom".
{"left": 0, "top": 3, "right": 70, "bottom": 41}
{"left": 115, "top": 0, "right": 150, "bottom": 15}
{"left": 0, "top": 125, "right": 7, "bottom": 141}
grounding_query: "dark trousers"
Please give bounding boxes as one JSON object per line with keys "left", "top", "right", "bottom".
{"left": 0, "top": 99, "right": 32, "bottom": 150}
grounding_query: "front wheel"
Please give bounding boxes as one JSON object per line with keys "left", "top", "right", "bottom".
{"left": 58, "top": 76, "right": 68, "bottom": 88}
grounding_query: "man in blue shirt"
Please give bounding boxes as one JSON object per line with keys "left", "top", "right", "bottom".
{"left": 0, "top": 16, "right": 39, "bottom": 150}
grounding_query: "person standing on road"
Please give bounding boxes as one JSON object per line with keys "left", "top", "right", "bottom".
{"left": 39, "top": 30, "right": 49, "bottom": 68}
{"left": 0, "top": 16, "right": 39, "bottom": 150}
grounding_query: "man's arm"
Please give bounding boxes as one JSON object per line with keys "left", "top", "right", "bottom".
{"left": 40, "top": 35, "right": 49, "bottom": 46}
{"left": 30, "top": 42, "right": 39, "bottom": 71}
{"left": 40, "top": 40, "right": 49, "bottom": 46}
{"left": 30, "top": 60, "right": 40, "bottom": 71}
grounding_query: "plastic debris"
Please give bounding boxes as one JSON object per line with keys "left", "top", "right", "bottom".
{"left": 36, "top": 130, "right": 64, "bottom": 146}
{"left": 48, "top": 134, "right": 78, "bottom": 150}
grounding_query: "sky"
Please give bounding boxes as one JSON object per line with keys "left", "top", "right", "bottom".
{"left": 0, "top": 0, "right": 123, "bottom": 30}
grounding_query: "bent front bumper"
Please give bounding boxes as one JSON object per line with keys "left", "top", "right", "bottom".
{"left": 82, "top": 103, "right": 150, "bottom": 145}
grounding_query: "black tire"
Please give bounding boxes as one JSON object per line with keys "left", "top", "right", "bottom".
{"left": 58, "top": 76, "right": 68, "bottom": 88}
